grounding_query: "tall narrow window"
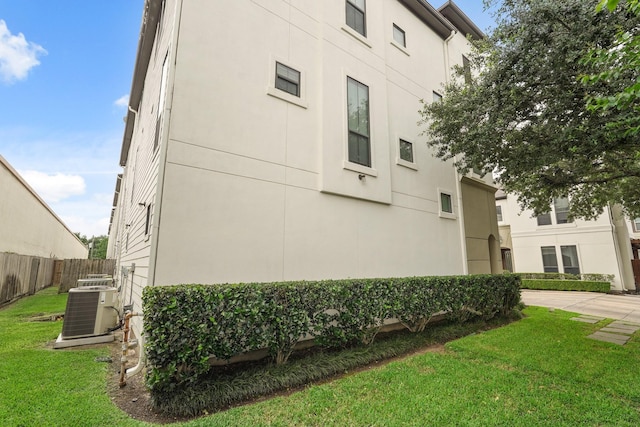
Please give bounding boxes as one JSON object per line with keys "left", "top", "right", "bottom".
{"left": 393, "top": 24, "right": 406, "bottom": 47}
{"left": 347, "top": 77, "right": 370, "bottom": 167}
{"left": 346, "top": 0, "right": 366, "bottom": 37}
{"left": 145, "top": 204, "right": 153, "bottom": 236}
{"left": 541, "top": 246, "right": 558, "bottom": 273}
{"left": 275, "top": 62, "right": 300, "bottom": 97}
{"left": 561, "top": 245, "right": 580, "bottom": 275}
{"left": 155, "top": 51, "right": 169, "bottom": 152}
{"left": 496, "top": 205, "right": 503, "bottom": 222}
{"left": 462, "top": 55, "right": 471, "bottom": 84}
{"left": 554, "top": 197, "right": 571, "bottom": 224}
{"left": 399, "top": 139, "right": 413, "bottom": 163}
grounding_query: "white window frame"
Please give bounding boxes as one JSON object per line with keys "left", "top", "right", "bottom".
{"left": 342, "top": 0, "right": 371, "bottom": 48}
{"left": 396, "top": 136, "right": 417, "bottom": 170}
{"left": 496, "top": 205, "right": 503, "bottom": 223}
{"left": 536, "top": 196, "right": 575, "bottom": 227}
{"left": 438, "top": 188, "right": 456, "bottom": 219}
{"left": 266, "top": 56, "right": 308, "bottom": 109}
{"left": 391, "top": 24, "right": 409, "bottom": 56}
{"left": 343, "top": 73, "right": 377, "bottom": 177}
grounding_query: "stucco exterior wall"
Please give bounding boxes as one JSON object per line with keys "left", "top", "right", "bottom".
{"left": 0, "top": 156, "right": 88, "bottom": 259}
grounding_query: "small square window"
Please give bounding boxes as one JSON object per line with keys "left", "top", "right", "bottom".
{"left": 537, "top": 212, "right": 552, "bottom": 226}
{"left": 399, "top": 139, "right": 413, "bottom": 163}
{"left": 440, "top": 192, "right": 453, "bottom": 214}
{"left": 393, "top": 24, "right": 406, "bottom": 47}
{"left": 633, "top": 218, "right": 640, "bottom": 232}
{"left": 346, "top": 0, "right": 366, "bottom": 37}
{"left": 432, "top": 91, "right": 442, "bottom": 102}
{"left": 275, "top": 62, "right": 300, "bottom": 97}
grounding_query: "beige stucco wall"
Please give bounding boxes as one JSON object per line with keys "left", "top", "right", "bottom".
{"left": 0, "top": 156, "right": 88, "bottom": 259}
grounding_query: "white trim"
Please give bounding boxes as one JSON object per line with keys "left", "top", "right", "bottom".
{"left": 438, "top": 188, "right": 457, "bottom": 219}
{"left": 343, "top": 71, "right": 376, "bottom": 175}
{"left": 343, "top": 160, "right": 378, "bottom": 177}
{"left": 390, "top": 39, "right": 409, "bottom": 56}
{"left": 341, "top": 24, "right": 372, "bottom": 48}
{"left": 395, "top": 136, "right": 418, "bottom": 170}
{"left": 266, "top": 55, "right": 308, "bottom": 109}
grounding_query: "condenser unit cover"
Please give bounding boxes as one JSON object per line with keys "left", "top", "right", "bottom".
{"left": 61, "top": 286, "right": 118, "bottom": 339}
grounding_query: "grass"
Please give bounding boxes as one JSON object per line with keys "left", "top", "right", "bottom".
{"left": 1, "top": 289, "right": 639, "bottom": 426}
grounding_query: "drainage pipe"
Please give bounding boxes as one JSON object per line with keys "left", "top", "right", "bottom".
{"left": 119, "top": 311, "right": 140, "bottom": 387}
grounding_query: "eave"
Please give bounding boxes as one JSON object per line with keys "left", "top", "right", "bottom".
{"left": 438, "top": 1, "right": 485, "bottom": 41}
{"left": 398, "top": 0, "right": 457, "bottom": 40}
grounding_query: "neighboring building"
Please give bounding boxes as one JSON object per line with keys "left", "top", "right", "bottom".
{"left": 0, "top": 155, "right": 88, "bottom": 259}
{"left": 108, "top": 0, "right": 501, "bottom": 338}
{"left": 496, "top": 190, "right": 636, "bottom": 292}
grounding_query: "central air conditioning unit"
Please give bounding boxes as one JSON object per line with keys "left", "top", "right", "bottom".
{"left": 60, "top": 286, "right": 118, "bottom": 340}
{"left": 77, "top": 277, "right": 113, "bottom": 287}
{"left": 87, "top": 274, "right": 111, "bottom": 279}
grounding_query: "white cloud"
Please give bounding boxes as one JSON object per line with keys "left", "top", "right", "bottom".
{"left": 0, "top": 20, "right": 47, "bottom": 84}
{"left": 20, "top": 170, "right": 86, "bottom": 203}
{"left": 114, "top": 94, "right": 129, "bottom": 108}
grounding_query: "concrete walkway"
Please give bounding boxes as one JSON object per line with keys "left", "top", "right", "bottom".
{"left": 521, "top": 290, "right": 640, "bottom": 324}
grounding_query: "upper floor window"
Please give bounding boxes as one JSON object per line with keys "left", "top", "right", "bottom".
{"left": 633, "top": 218, "right": 640, "bottom": 232}
{"left": 440, "top": 192, "right": 453, "bottom": 214}
{"left": 462, "top": 55, "right": 471, "bottom": 84}
{"left": 275, "top": 62, "right": 300, "bottom": 97}
{"left": 433, "top": 91, "right": 442, "bottom": 102}
{"left": 399, "top": 139, "right": 413, "bottom": 163}
{"left": 496, "top": 205, "right": 503, "bottom": 222}
{"left": 393, "top": 24, "right": 406, "bottom": 47}
{"left": 347, "top": 77, "right": 370, "bottom": 167}
{"left": 346, "top": 0, "right": 366, "bottom": 37}
{"left": 536, "top": 197, "right": 572, "bottom": 226}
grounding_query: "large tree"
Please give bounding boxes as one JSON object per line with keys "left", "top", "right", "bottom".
{"left": 420, "top": 0, "right": 640, "bottom": 219}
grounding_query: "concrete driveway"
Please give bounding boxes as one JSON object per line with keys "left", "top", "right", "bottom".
{"left": 521, "top": 290, "right": 640, "bottom": 324}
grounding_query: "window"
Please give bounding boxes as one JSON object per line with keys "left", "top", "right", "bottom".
{"left": 275, "top": 62, "right": 300, "bottom": 97}
{"left": 399, "top": 139, "right": 413, "bottom": 163}
{"left": 537, "top": 212, "right": 552, "bottom": 226}
{"left": 440, "top": 192, "right": 453, "bottom": 214}
{"left": 554, "top": 197, "right": 572, "bottom": 224}
{"left": 561, "top": 245, "right": 580, "bottom": 275}
{"left": 347, "top": 77, "right": 370, "bottom": 167}
{"left": 145, "top": 204, "right": 153, "bottom": 236}
{"left": 155, "top": 51, "right": 169, "bottom": 152}
{"left": 462, "top": 55, "right": 471, "bottom": 84}
{"left": 496, "top": 205, "right": 503, "bottom": 222}
{"left": 433, "top": 91, "right": 442, "bottom": 102}
{"left": 393, "top": 24, "right": 406, "bottom": 47}
{"left": 541, "top": 246, "right": 559, "bottom": 273}
{"left": 633, "top": 218, "right": 640, "bottom": 232}
{"left": 346, "top": 0, "right": 366, "bottom": 37}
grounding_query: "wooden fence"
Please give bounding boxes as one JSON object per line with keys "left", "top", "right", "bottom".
{"left": 0, "top": 253, "right": 55, "bottom": 306}
{"left": 58, "top": 259, "right": 116, "bottom": 293}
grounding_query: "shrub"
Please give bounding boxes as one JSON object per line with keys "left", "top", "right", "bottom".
{"left": 143, "top": 274, "right": 521, "bottom": 394}
{"left": 517, "top": 272, "right": 614, "bottom": 283}
{"left": 520, "top": 279, "right": 610, "bottom": 292}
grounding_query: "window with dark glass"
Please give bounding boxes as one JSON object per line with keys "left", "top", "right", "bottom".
{"left": 347, "top": 77, "right": 370, "bottom": 167}
{"left": 441, "top": 192, "right": 453, "bottom": 214}
{"left": 462, "top": 55, "right": 471, "bottom": 84}
{"left": 399, "top": 139, "right": 413, "bottom": 163}
{"left": 537, "top": 212, "right": 552, "bottom": 226}
{"left": 275, "top": 62, "right": 300, "bottom": 97}
{"left": 496, "top": 205, "right": 503, "bottom": 222}
{"left": 346, "top": 0, "right": 366, "bottom": 37}
{"left": 554, "top": 197, "right": 572, "bottom": 224}
{"left": 541, "top": 246, "right": 558, "bottom": 272}
{"left": 393, "top": 24, "right": 405, "bottom": 47}
{"left": 561, "top": 245, "right": 580, "bottom": 275}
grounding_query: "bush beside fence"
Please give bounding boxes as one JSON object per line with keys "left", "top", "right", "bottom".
{"left": 143, "top": 274, "right": 521, "bottom": 394}
{"left": 517, "top": 272, "right": 614, "bottom": 283}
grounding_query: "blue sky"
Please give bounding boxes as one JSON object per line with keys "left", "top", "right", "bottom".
{"left": 0, "top": 0, "right": 496, "bottom": 238}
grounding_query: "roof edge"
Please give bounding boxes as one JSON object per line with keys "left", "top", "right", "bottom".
{"left": 437, "top": 0, "right": 485, "bottom": 40}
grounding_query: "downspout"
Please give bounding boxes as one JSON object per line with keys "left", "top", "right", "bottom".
{"left": 443, "top": 30, "right": 469, "bottom": 274}
{"left": 608, "top": 205, "right": 630, "bottom": 291}
{"left": 127, "top": 0, "right": 184, "bottom": 379}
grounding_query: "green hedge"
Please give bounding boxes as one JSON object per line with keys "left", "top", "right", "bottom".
{"left": 518, "top": 272, "right": 614, "bottom": 282}
{"left": 142, "top": 274, "right": 521, "bottom": 394}
{"left": 521, "top": 279, "right": 610, "bottom": 292}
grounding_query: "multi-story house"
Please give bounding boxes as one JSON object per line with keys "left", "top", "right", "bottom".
{"left": 496, "top": 190, "right": 637, "bottom": 291}
{"left": 108, "top": 0, "right": 501, "bottom": 340}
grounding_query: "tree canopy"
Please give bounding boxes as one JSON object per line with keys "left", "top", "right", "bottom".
{"left": 420, "top": 0, "right": 640, "bottom": 219}
{"left": 75, "top": 233, "right": 108, "bottom": 259}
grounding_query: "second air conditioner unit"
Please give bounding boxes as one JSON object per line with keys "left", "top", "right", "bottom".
{"left": 77, "top": 277, "right": 113, "bottom": 287}
{"left": 60, "top": 286, "right": 118, "bottom": 340}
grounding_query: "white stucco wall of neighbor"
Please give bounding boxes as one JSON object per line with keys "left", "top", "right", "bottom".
{"left": 0, "top": 156, "right": 88, "bottom": 259}
{"left": 497, "top": 193, "right": 634, "bottom": 291}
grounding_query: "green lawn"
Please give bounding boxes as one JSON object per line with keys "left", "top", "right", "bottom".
{"left": 1, "top": 288, "right": 639, "bottom": 426}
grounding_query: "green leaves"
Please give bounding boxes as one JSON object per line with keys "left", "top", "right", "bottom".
{"left": 142, "top": 275, "right": 522, "bottom": 394}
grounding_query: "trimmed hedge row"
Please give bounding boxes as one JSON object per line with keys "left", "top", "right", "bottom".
{"left": 521, "top": 279, "right": 610, "bottom": 292}
{"left": 142, "top": 275, "right": 521, "bottom": 393}
{"left": 518, "top": 272, "right": 614, "bottom": 282}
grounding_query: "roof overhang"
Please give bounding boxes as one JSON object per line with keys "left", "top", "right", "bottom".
{"left": 119, "top": 0, "right": 163, "bottom": 167}
{"left": 398, "top": 0, "right": 457, "bottom": 40}
{"left": 438, "top": 1, "right": 485, "bottom": 41}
